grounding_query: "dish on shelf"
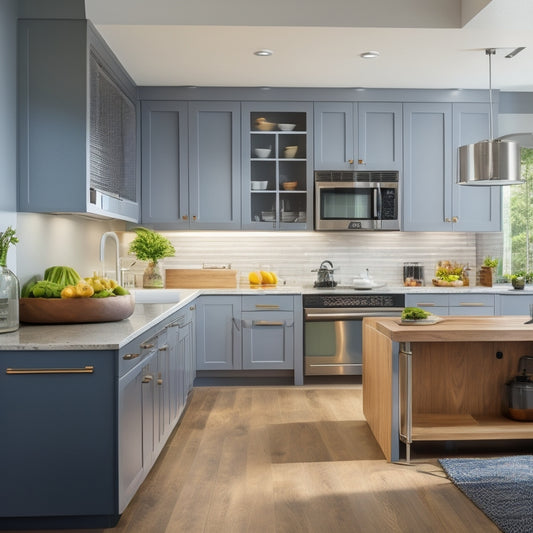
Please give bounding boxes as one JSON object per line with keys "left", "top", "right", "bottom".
{"left": 254, "top": 118, "right": 276, "bottom": 131}
{"left": 261, "top": 211, "right": 276, "bottom": 222}
{"left": 278, "top": 123, "right": 296, "bottom": 131}
{"left": 282, "top": 181, "right": 298, "bottom": 190}
{"left": 254, "top": 147, "right": 271, "bottom": 158}
{"left": 283, "top": 145, "right": 298, "bottom": 158}
{"left": 251, "top": 181, "right": 268, "bottom": 190}
{"left": 399, "top": 315, "right": 443, "bottom": 326}
{"left": 281, "top": 212, "right": 297, "bottom": 222}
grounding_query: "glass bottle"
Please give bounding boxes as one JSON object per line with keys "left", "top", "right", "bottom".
{"left": 0, "top": 249, "right": 20, "bottom": 333}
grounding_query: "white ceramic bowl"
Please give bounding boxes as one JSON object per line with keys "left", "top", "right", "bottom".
{"left": 278, "top": 123, "right": 296, "bottom": 131}
{"left": 352, "top": 278, "right": 374, "bottom": 289}
{"left": 254, "top": 148, "right": 272, "bottom": 158}
{"left": 284, "top": 146, "right": 298, "bottom": 158}
{"left": 251, "top": 181, "right": 268, "bottom": 190}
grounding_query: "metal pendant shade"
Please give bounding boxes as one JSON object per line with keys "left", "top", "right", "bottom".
{"left": 458, "top": 49, "right": 524, "bottom": 186}
{"left": 458, "top": 139, "right": 522, "bottom": 185}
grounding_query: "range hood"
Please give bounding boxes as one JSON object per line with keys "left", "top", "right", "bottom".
{"left": 458, "top": 48, "right": 525, "bottom": 186}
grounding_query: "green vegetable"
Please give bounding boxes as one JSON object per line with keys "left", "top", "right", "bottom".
{"left": 91, "top": 289, "right": 115, "bottom": 298}
{"left": 44, "top": 266, "right": 81, "bottom": 288}
{"left": 113, "top": 285, "right": 130, "bottom": 296}
{"left": 401, "top": 307, "right": 431, "bottom": 320}
{"left": 29, "top": 280, "right": 63, "bottom": 298}
{"left": 20, "top": 275, "right": 42, "bottom": 298}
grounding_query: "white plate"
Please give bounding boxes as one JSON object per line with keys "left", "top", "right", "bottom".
{"left": 399, "top": 316, "right": 443, "bottom": 326}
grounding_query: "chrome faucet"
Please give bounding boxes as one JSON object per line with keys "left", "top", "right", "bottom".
{"left": 100, "top": 231, "right": 121, "bottom": 285}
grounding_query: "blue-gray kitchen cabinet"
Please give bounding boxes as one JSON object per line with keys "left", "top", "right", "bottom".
{"left": 403, "top": 102, "right": 501, "bottom": 231}
{"left": 313, "top": 102, "right": 402, "bottom": 171}
{"left": 497, "top": 293, "right": 533, "bottom": 315}
{"left": 196, "top": 296, "right": 242, "bottom": 370}
{"left": 141, "top": 101, "right": 241, "bottom": 229}
{"left": 18, "top": 19, "right": 139, "bottom": 223}
{"left": 242, "top": 102, "right": 313, "bottom": 230}
{"left": 141, "top": 101, "right": 189, "bottom": 227}
{"left": 404, "top": 293, "right": 495, "bottom": 315}
{"left": 0, "top": 350, "right": 117, "bottom": 524}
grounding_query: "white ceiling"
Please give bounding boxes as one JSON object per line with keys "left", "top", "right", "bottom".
{"left": 85, "top": 0, "right": 533, "bottom": 91}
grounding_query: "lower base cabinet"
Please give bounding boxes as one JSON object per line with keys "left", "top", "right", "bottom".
{"left": 196, "top": 295, "right": 296, "bottom": 371}
{"left": 0, "top": 304, "right": 196, "bottom": 530}
{"left": 405, "top": 293, "right": 495, "bottom": 316}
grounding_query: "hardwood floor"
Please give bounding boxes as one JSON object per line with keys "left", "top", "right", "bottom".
{"left": 12, "top": 386, "right": 503, "bottom": 533}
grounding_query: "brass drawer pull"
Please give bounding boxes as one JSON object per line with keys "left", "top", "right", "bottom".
{"left": 140, "top": 342, "right": 155, "bottom": 350}
{"left": 142, "top": 374, "right": 153, "bottom": 384}
{"left": 253, "top": 320, "right": 284, "bottom": 327}
{"left": 159, "top": 344, "right": 169, "bottom": 351}
{"left": 254, "top": 304, "right": 280, "bottom": 309}
{"left": 123, "top": 353, "right": 140, "bottom": 360}
{"left": 6, "top": 366, "right": 94, "bottom": 375}
{"left": 458, "top": 302, "right": 486, "bottom": 307}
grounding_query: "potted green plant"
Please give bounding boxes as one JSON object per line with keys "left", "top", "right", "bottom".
{"left": 129, "top": 228, "right": 175, "bottom": 288}
{"left": 480, "top": 256, "right": 499, "bottom": 287}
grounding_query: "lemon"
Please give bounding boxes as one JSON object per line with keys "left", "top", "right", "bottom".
{"left": 270, "top": 272, "right": 278, "bottom": 284}
{"left": 248, "top": 271, "right": 263, "bottom": 285}
{"left": 260, "top": 271, "right": 274, "bottom": 284}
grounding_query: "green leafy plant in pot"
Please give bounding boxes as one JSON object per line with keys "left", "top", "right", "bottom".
{"left": 129, "top": 228, "right": 175, "bottom": 288}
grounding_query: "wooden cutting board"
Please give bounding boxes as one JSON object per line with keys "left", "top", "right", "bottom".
{"left": 165, "top": 269, "right": 237, "bottom": 289}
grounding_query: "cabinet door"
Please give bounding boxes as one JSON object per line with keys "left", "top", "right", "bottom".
{"left": 403, "top": 103, "right": 453, "bottom": 231}
{"left": 166, "top": 320, "right": 182, "bottom": 427}
{"left": 141, "top": 101, "right": 189, "bottom": 226}
{"left": 241, "top": 311, "right": 294, "bottom": 369}
{"left": 155, "top": 328, "right": 170, "bottom": 453}
{"left": 188, "top": 101, "right": 241, "bottom": 229}
{"left": 358, "top": 103, "right": 402, "bottom": 171}
{"left": 196, "top": 296, "right": 242, "bottom": 370}
{"left": 179, "top": 316, "right": 195, "bottom": 405}
{"left": 118, "top": 360, "right": 145, "bottom": 513}
{"left": 314, "top": 102, "right": 356, "bottom": 170}
{"left": 0, "top": 351, "right": 115, "bottom": 517}
{"left": 499, "top": 294, "right": 532, "bottom": 315}
{"left": 453, "top": 103, "right": 501, "bottom": 232}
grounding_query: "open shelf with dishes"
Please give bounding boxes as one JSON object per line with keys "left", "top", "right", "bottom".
{"left": 242, "top": 103, "right": 313, "bottom": 230}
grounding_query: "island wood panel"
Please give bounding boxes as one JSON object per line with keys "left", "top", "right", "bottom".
{"left": 362, "top": 319, "right": 394, "bottom": 461}
{"left": 411, "top": 340, "right": 533, "bottom": 416}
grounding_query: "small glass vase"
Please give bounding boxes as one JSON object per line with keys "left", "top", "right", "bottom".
{"left": 0, "top": 264, "right": 20, "bottom": 333}
{"left": 143, "top": 261, "right": 164, "bottom": 289}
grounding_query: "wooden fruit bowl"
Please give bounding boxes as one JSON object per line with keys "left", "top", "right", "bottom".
{"left": 19, "top": 294, "right": 136, "bottom": 324}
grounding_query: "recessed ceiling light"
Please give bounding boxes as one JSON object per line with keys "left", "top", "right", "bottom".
{"left": 254, "top": 49, "right": 273, "bottom": 57}
{"left": 360, "top": 51, "right": 380, "bottom": 59}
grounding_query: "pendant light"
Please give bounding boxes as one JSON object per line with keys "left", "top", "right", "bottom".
{"left": 458, "top": 49, "right": 523, "bottom": 186}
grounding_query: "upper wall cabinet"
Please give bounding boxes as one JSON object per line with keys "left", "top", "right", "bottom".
{"left": 314, "top": 102, "right": 402, "bottom": 171}
{"left": 402, "top": 102, "right": 501, "bottom": 232}
{"left": 141, "top": 101, "right": 241, "bottom": 229}
{"left": 18, "top": 20, "right": 139, "bottom": 222}
{"left": 241, "top": 102, "right": 313, "bottom": 230}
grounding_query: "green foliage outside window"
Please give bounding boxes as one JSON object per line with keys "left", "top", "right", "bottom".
{"left": 507, "top": 148, "right": 533, "bottom": 275}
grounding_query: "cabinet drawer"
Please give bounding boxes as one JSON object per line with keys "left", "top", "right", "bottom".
{"left": 242, "top": 295, "right": 294, "bottom": 311}
{"left": 449, "top": 294, "right": 495, "bottom": 307}
{"left": 405, "top": 294, "right": 449, "bottom": 308}
{"left": 119, "top": 329, "right": 162, "bottom": 377}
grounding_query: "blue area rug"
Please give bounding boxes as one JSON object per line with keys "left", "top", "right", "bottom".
{"left": 439, "top": 455, "right": 533, "bottom": 533}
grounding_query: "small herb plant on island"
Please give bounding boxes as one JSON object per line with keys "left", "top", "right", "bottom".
{"left": 129, "top": 228, "right": 175, "bottom": 288}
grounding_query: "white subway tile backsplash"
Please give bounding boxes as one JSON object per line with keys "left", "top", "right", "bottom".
{"left": 120, "top": 230, "right": 479, "bottom": 288}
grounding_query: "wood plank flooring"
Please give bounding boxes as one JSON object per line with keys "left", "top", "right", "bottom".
{"left": 10, "top": 386, "right": 504, "bottom": 533}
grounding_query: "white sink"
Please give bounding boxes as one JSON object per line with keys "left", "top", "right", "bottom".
{"left": 131, "top": 289, "right": 182, "bottom": 303}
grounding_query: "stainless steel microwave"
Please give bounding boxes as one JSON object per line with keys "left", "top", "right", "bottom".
{"left": 314, "top": 171, "right": 400, "bottom": 231}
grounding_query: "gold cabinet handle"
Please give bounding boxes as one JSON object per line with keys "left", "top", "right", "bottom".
{"left": 358, "top": 159, "right": 365, "bottom": 165}
{"left": 157, "top": 378, "right": 163, "bottom": 385}
{"left": 182, "top": 215, "right": 188, "bottom": 220}
{"left": 142, "top": 374, "right": 153, "bottom": 384}
{"left": 123, "top": 353, "right": 140, "bottom": 360}
{"left": 255, "top": 304, "right": 280, "bottom": 309}
{"left": 140, "top": 342, "right": 155, "bottom": 350}
{"left": 415, "top": 303, "right": 436, "bottom": 307}
{"left": 6, "top": 366, "right": 94, "bottom": 375}
{"left": 348, "top": 159, "right": 354, "bottom": 164}
{"left": 253, "top": 321, "right": 284, "bottom": 327}
{"left": 192, "top": 215, "right": 197, "bottom": 221}
{"left": 452, "top": 216, "right": 458, "bottom": 222}
{"left": 189, "top": 305, "right": 196, "bottom": 311}
{"left": 159, "top": 344, "right": 168, "bottom": 351}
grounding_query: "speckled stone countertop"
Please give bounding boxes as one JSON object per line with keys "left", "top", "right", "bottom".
{"left": 0, "top": 290, "right": 200, "bottom": 351}
{"left": 1, "top": 284, "right": 529, "bottom": 351}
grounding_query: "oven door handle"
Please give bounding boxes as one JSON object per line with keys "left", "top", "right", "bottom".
{"left": 373, "top": 184, "right": 382, "bottom": 220}
{"left": 305, "top": 309, "right": 403, "bottom": 320}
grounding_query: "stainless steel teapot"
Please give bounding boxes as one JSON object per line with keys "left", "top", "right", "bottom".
{"left": 312, "top": 260, "right": 337, "bottom": 288}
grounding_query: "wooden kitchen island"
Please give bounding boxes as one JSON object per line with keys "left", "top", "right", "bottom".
{"left": 362, "top": 316, "right": 533, "bottom": 462}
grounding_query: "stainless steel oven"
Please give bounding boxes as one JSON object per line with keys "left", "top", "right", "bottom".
{"left": 303, "top": 293, "right": 405, "bottom": 376}
{"left": 314, "top": 170, "right": 400, "bottom": 230}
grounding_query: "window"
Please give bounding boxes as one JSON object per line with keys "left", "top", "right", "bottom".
{"left": 502, "top": 148, "right": 533, "bottom": 277}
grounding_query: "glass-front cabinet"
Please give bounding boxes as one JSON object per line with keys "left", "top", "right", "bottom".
{"left": 241, "top": 102, "right": 313, "bottom": 230}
